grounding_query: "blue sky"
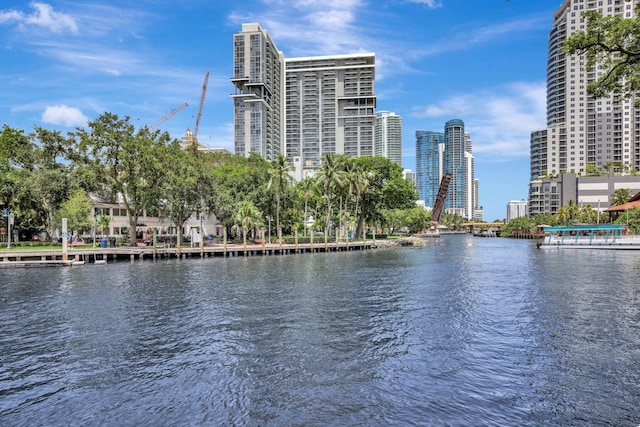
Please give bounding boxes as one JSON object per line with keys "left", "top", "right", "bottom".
{"left": 0, "top": 0, "right": 564, "bottom": 221}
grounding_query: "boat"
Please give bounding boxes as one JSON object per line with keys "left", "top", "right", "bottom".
{"left": 414, "top": 228, "right": 441, "bottom": 238}
{"left": 537, "top": 224, "right": 640, "bottom": 249}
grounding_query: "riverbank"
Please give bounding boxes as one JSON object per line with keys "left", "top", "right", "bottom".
{"left": 0, "top": 237, "right": 433, "bottom": 268}
{"left": 0, "top": 240, "right": 373, "bottom": 267}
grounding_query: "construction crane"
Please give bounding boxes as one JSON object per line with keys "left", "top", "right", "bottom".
{"left": 192, "top": 70, "right": 209, "bottom": 144}
{"left": 430, "top": 172, "right": 452, "bottom": 232}
{"left": 148, "top": 102, "right": 188, "bottom": 131}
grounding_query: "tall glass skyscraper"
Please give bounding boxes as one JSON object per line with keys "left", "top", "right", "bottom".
{"left": 444, "top": 119, "right": 466, "bottom": 215}
{"left": 415, "top": 131, "right": 444, "bottom": 208}
{"left": 416, "top": 119, "right": 475, "bottom": 219}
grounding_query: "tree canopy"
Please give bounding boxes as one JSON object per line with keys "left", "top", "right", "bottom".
{"left": 564, "top": 1, "right": 640, "bottom": 104}
{"left": 2, "top": 116, "right": 421, "bottom": 245}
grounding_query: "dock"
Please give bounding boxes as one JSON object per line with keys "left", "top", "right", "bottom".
{"left": 0, "top": 241, "right": 375, "bottom": 267}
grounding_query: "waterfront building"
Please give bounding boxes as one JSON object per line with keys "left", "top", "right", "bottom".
{"left": 529, "top": 0, "right": 640, "bottom": 211}
{"left": 374, "top": 111, "right": 402, "bottom": 167}
{"left": 507, "top": 200, "right": 528, "bottom": 222}
{"left": 88, "top": 201, "right": 223, "bottom": 244}
{"left": 231, "top": 23, "right": 376, "bottom": 180}
{"left": 528, "top": 173, "right": 640, "bottom": 216}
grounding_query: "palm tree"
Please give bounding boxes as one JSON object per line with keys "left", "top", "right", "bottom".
{"left": 610, "top": 188, "right": 631, "bottom": 207}
{"left": 315, "top": 154, "right": 344, "bottom": 241}
{"left": 339, "top": 157, "right": 360, "bottom": 239}
{"left": 579, "top": 204, "right": 597, "bottom": 224}
{"left": 565, "top": 199, "right": 579, "bottom": 223}
{"left": 233, "top": 200, "right": 263, "bottom": 251}
{"left": 555, "top": 200, "right": 580, "bottom": 225}
{"left": 96, "top": 215, "right": 112, "bottom": 237}
{"left": 267, "top": 154, "right": 294, "bottom": 240}
{"left": 555, "top": 206, "right": 568, "bottom": 225}
{"left": 297, "top": 177, "right": 317, "bottom": 235}
{"left": 353, "top": 170, "right": 373, "bottom": 238}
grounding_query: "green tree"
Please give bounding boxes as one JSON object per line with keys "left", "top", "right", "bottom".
{"left": 585, "top": 163, "right": 599, "bottom": 176}
{"left": 555, "top": 199, "right": 581, "bottom": 225}
{"left": 296, "top": 177, "right": 319, "bottom": 235}
{"left": 204, "top": 152, "right": 270, "bottom": 235}
{"left": 353, "top": 156, "right": 418, "bottom": 237}
{"left": 579, "top": 204, "right": 598, "bottom": 224}
{"left": 564, "top": 1, "right": 640, "bottom": 105}
{"left": 97, "top": 215, "right": 113, "bottom": 237}
{"left": 614, "top": 207, "right": 640, "bottom": 234}
{"left": 315, "top": 154, "right": 344, "bottom": 241}
{"left": 440, "top": 212, "right": 466, "bottom": 231}
{"left": 502, "top": 216, "right": 536, "bottom": 237}
{"left": 57, "top": 189, "right": 92, "bottom": 236}
{"left": 159, "top": 143, "right": 212, "bottom": 249}
{"left": 1, "top": 126, "right": 74, "bottom": 241}
{"left": 233, "top": 200, "right": 263, "bottom": 251}
{"left": 267, "top": 154, "right": 294, "bottom": 240}
{"left": 73, "top": 113, "right": 170, "bottom": 245}
{"left": 610, "top": 188, "right": 631, "bottom": 207}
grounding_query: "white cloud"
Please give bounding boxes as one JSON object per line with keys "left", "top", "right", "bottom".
{"left": 410, "top": 81, "right": 547, "bottom": 160}
{"left": 229, "top": 0, "right": 369, "bottom": 56}
{"left": 0, "top": 10, "right": 23, "bottom": 23}
{"left": 0, "top": 2, "right": 78, "bottom": 34}
{"left": 41, "top": 105, "right": 89, "bottom": 127}
{"left": 405, "top": 0, "right": 442, "bottom": 9}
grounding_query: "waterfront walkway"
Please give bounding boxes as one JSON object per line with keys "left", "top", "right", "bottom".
{"left": 0, "top": 240, "right": 381, "bottom": 267}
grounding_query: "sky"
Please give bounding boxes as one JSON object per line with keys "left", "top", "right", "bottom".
{"left": 0, "top": 0, "right": 566, "bottom": 221}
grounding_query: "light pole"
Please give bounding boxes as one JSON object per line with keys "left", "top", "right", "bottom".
{"left": 92, "top": 213, "right": 97, "bottom": 248}
{"left": 267, "top": 215, "right": 272, "bottom": 244}
{"left": 304, "top": 216, "right": 314, "bottom": 248}
{"left": 6, "top": 210, "right": 13, "bottom": 249}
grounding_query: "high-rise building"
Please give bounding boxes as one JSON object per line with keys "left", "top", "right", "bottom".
{"left": 231, "top": 23, "right": 284, "bottom": 161}
{"left": 286, "top": 54, "right": 376, "bottom": 180}
{"left": 507, "top": 200, "right": 528, "bottom": 221}
{"left": 543, "top": 0, "right": 640, "bottom": 175}
{"left": 231, "top": 23, "right": 376, "bottom": 179}
{"left": 415, "top": 120, "right": 476, "bottom": 220}
{"left": 530, "top": 129, "right": 548, "bottom": 181}
{"left": 444, "top": 119, "right": 467, "bottom": 217}
{"left": 374, "top": 110, "right": 402, "bottom": 167}
{"left": 415, "top": 131, "right": 444, "bottom": 208}
{"left": 529, "top": 0, "right": 640, "bottom": 215}
{"left": 403, "top": 169, "right": 416, "bottom": 186}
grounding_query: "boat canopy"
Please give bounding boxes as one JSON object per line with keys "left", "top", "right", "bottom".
{"left": 543, "top": 224, "right": 625, "bottom": 233}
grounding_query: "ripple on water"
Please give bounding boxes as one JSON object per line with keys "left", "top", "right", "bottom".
{"left": 1, "top": 238, "right": 639, "bottom": 425}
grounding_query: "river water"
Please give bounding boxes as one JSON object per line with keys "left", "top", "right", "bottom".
{"left": 1, "top": 235, "right": 639, "bottom": 426}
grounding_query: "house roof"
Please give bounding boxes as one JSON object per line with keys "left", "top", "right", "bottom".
{"left": 604, "top": 190, "right": 640, "bottom": 212}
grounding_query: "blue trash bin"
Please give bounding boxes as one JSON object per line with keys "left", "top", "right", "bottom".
{"left": 101, "top": 237, "right": 107, "bottom": 248}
